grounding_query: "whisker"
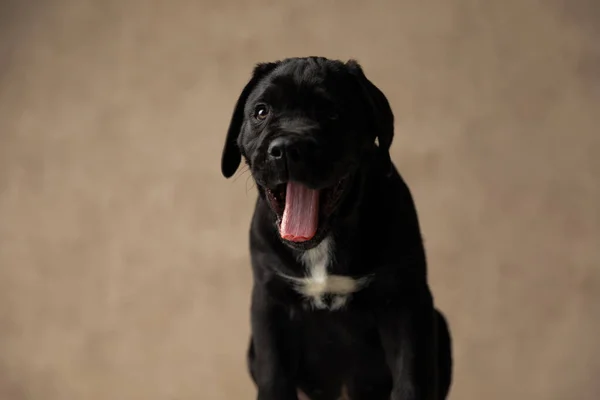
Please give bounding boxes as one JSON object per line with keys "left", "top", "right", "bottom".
{"left": 233, "top": 166, "right": 250, "bottom": 183}
{"left": 245, "top": 175, "right": 256, "bottom": 194}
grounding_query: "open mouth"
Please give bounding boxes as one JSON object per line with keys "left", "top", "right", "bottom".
{"left": 265, "top": 177, "right": 349, "bottom": 243}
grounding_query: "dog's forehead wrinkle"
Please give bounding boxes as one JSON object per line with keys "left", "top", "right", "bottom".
{"left": 252, "top": 65, "right": 350, "bottom": 112}
{"left": 266, "top": 61, "right": 347, "bottom": 95}
{"left": 263, "top": 78, "right": 330, "bottom": 105}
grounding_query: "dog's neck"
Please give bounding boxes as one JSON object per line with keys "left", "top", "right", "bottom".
{"left": 279, "top": 236, "right": 372, "bottom": 311}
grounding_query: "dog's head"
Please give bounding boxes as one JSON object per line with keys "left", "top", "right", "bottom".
{"left": 221, "top": 57, "right": 395, "bottom": 250}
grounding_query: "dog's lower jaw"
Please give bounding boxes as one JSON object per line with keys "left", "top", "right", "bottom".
{"left": 297, "top": 385, "right": 350, "bottom": 400}
{"left": 257, "top": 388, "right": 298, "bottom": 400}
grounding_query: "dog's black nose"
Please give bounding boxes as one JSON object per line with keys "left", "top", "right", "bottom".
{"left": 267, "top": 136, "right": 318, "bottom": 182}
{"left": 268, "top": 137, "right": 302, "bottom": 162}
{"left": 268, "top": 137, "right": 286, "bottom": 160}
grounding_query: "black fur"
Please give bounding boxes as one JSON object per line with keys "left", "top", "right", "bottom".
{"left": 222, "top": 56, "right": 453, "bottom": 400}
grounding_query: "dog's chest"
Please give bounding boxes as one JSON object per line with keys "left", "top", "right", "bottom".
{"left": 290, "top": 237, "right": 367, "bottom": 310}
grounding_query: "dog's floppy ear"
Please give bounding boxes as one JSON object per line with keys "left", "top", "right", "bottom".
{"left": 221, "top": 62, "right": 279, "bottom": 178}
{"left": 346, "top": 59, "right": 395, "bottom": 176}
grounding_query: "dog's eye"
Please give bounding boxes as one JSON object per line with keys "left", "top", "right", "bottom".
{"left": 254, "top": 105, "right": 270, "bottom": 120}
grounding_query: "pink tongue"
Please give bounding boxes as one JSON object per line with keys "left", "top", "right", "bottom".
{"left": 280, "top": 182, "right": 320, "bottom": 242}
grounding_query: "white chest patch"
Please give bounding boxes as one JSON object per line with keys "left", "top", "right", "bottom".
{"left": 281, "top": 236, "right": 370, "bottom": 310}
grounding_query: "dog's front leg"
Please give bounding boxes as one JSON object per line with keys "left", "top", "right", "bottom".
{"left": 251, "top": 285, "right": 299, "bottom": 400}
{"left": 377, "top": 296, "right": 438, "bottom": 400}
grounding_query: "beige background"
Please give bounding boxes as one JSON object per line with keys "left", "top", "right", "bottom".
{"left": 1, "top": 0, "right": 599, "bottom": 399}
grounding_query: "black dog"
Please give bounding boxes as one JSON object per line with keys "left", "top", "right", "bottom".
{"left": 221, "top": 57, "right": 453, "bottom": 400}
